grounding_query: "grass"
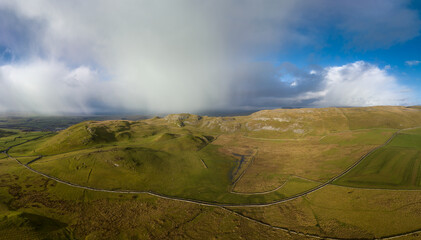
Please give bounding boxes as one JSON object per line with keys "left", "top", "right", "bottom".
{"left": 27, "top": 144, "right": 316, "bottom": 204}
{"left": 335, "top": 128, "right": 421, "bottom": 189}
{"left": 7, "top": 121, "right": 318, "bottom": 204}
{"left": 319, "top": 128, "right": 396, "bottom": 145}
{"left": 0, "top": 129, "right": 16, "bottom": 138}
{"left": 2, "top": 106, "right": 421, "bottom": 239}
{"left": 340, "top": 106, "right": 421, "bottom": 130}
{"left": 232, "top": 184, "right": 421, "bottom": 239}
{"left": 12, "top": 126, "right": 388, "bottom": 204}
{"left": 0, "top": 131, "right": 50, "bottom": 152}
{"left": 219, "top": 129, "right": 394, "bottom": 193}
{"left": 7, "top": 108, "right": 415, "bottom": 204}
{"left": 0, "top": 157, "right": 296, "bottom": 240}
{"left": 275, "top": 177, "right": 320, "bottom": 196}
{"left": 14, "top": 156, "right": 42, "bottom": 165}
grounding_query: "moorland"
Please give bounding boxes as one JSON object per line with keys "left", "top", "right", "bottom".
{"left": 1, "top": 106, "right": 421, "bottom": 239}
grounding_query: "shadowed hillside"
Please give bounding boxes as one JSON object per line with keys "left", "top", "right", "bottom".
{"left": 7, "top": 106, "right": 421, "bottom": 204}
{"left": 3, "top": 106, "right": 421, "bottom": 239}
{"left": 17, "top": 106, "right": 421, "bottom": 156}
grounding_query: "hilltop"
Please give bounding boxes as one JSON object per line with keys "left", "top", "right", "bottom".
{"left": 2, "top": 106, "right": 421, "bottom": 239}
{"left": 7, "top": 106, "right": 421, "bottom": 204}
{"left": 13, "top": 106, "right": 421, "bottom": 157}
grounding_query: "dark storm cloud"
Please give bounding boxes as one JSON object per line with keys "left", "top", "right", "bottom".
{"left": 0, "top": 0, "right": 418, "bottom": 114}
{"left": 229, "top": 62, "right": 325, "bottom": 107}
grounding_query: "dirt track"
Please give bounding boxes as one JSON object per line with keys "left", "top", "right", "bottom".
{"left": 4, "top": 128, "right": 407, "bottom": 207}
{"left": 3, "top": 128, "right": 421, "bottom": 239}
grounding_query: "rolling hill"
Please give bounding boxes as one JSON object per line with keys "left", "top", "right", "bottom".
{"left": 2, "top": 106, "right": 421, "bottom": 239}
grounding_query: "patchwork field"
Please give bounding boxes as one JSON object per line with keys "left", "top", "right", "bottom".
{"left": 1, "top": 106, "right": 421, "bottom": 239}
{"left": 216, "top": 128, "right": 394, "bottom": 193}
{"left": 335, "top": 127, "right": 421, "bottom": 189}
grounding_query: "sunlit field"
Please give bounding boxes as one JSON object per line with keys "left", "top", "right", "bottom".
{"left": 1, "top": 106, "right": 421, "bottom": 239}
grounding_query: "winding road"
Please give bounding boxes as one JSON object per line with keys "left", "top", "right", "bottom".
{"left": 3, "top": 128, "right": 409, "bottom": 207}
{"left": 3, "top": 127, "right": 421, "bottom": 239}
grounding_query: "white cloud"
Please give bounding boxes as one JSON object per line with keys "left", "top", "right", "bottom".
{"left": 0, "top": 59, "right": 412, "bottom": 114}
{"left": 306, "top": 61, "right": 411, "bottom": 107}
{"left": 0, "top": 1, "right": 419, "bottom": 114}
{"left": 405, "top": 60, "right": 420, "bottom": 66}
{"left": 0, "top": 60, "right": 109, "bottom": 114}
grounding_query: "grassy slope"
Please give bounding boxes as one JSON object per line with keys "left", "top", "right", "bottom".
{"left": 0, "top": 131, "right": 48, "bottom": 152}
{"left": 233, "top": 184, "right": 421, "bottom": 239}
{"left": 8, "top": 120, "right": 314, "bottom": 204}
{"left": 8, "top": 106, "right": 421, "bottom": 203}
{"left": 0, "top": 157, "right": 299, "bottom": 240}
{"left": 335, "top": 127, "right": 421, "bottom": 189}
{"left": 2, "top": 106, "right": 421, "bottom": 239}
{"left": 221, "top": 128, "right": 395, "bottom": 193}
{"left": 0, "top": 129, "right": 16, "bottom": 138}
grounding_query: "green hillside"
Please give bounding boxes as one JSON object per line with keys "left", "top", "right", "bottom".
{"left": 2, "top": 106, "right": 421, "bottom": 239}
{"left": 335, "top": 127, "right": 421, "bottom": 189}
{"left": 7, "top": 106, "right": 421, "bottom": 204}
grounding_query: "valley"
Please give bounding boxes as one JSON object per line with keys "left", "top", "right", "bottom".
{"left": 1, "top": 106, "right": 421, "bottom": 239}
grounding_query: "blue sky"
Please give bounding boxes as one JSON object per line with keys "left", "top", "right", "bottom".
{"left": 0, "top": 0, "right": 420, "bottom": 114}
{"left": 279, "top": 29, "right": 421, "bottom": 103}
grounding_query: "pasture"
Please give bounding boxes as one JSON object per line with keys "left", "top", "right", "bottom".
{"left": 2, "top": 106, "right": 421, "bottom": 239}
{"left": 335, "top": 128, "right": 421, "bottom": 189}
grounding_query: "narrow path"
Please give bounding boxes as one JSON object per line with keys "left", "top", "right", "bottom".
{"left": 243, "top": 136, "right": 309, "bottom": 141}
{"left": 3, "top": 128, "right": 421, "bottom": 239}
{"left": 222, "top": 207, "right": 330, "bottom": 240}
{"left": 245, "top": 127, "right": 398, "bottom": 143}
{"left": 381, "top": 228, "right": 421, "bottom": 239}
{"left": 230, "top": 179, "right": 288, "bottom": 195}
{"left": 231, "top": 174, "right": 322, "bottom": 195}
{"left": 330, "top": 183, "right": 421, "bottom": 191}
{"left": 6, "top": 152, "right": 421, "bottom": 239}
{"left": 291, "top": 175, "right": 322, "bottom": 183}
{"left": 4, "top": 128, "right": 408, "bottom": 207}
{"left": 223, "top": 207, "right": 421, "bottom": 240}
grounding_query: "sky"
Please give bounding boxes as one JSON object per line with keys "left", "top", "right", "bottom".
{"left": 0, "top": 0, "right": 420, "bottom": 115}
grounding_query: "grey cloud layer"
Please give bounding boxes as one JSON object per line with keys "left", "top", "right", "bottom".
{"left": 0, "top": 0, "right": 419, "bottom": 114}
